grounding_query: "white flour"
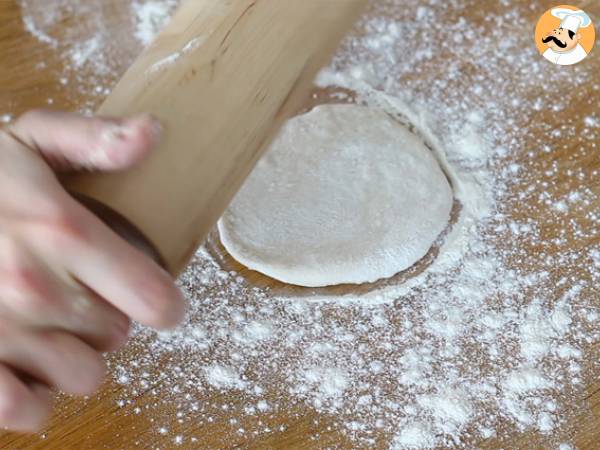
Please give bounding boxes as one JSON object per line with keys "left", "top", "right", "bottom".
{"left": 13, "top": 0, "right": 600, "bottom": 449}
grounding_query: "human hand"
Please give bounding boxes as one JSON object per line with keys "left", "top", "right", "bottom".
{"left": 0, "top": 110, "right": 186, "bottom": 432}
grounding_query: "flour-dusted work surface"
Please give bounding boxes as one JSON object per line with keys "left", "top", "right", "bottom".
{"left": 0, "top": 1, "right": 599, "bottom": 449}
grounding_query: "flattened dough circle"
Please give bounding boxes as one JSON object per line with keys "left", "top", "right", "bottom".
{"left": 218, "top": 104, "right": 453, "bottom": 287}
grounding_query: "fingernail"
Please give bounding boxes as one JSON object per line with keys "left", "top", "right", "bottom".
{"left": 125, "top": 114, "right": 163, "bottom": 144}
{"left": 90, "top": 115, "right": 162, "bottom": 168}
{"left": 101, "top": 122, "right": 128, "bottom": 144}
{"left": 88, "top": 147, "right": 112, "bottom": 168}
{"left": 91, "top": 122, "right": 131, "bottom": 167}
{"left": 87, "top": 124, "right": 124, "bottom": 167}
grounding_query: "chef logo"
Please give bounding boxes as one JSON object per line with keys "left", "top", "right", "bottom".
{"left": 535, "top": 5, "right": 595, "bottom": 66}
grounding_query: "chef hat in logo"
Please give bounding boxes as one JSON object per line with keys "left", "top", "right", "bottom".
{"left": 551, "top": 8, "right": 592, "bottom": 33}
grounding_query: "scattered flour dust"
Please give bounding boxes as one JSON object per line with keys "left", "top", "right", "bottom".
{"left": 18, "top": 0, "right": 179, "bottom": 110}
{"left": 132, "top": 0, "right": 178, "bottom": 47}
{"left": 12, "top": 0, "right": 600, "bottom": 449}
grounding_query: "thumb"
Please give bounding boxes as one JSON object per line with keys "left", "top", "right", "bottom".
{"left": 8, "top": 110, "right": 163, "bottom": 171}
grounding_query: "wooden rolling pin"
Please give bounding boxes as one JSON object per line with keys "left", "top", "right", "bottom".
{"left": 64, "top": 0, "right": 367, "bottom": 274}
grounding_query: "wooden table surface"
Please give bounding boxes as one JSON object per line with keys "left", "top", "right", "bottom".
{"left": 0, "top": 0, "right": 599, "bottom": 449}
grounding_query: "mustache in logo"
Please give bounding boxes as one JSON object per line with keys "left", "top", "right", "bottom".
{"left": 542, "top": 35, "right": 567, "bottom": 48}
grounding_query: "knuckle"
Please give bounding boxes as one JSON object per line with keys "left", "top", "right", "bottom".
{"left": 0, "top": 252, "right": 54, "bottom": 314}
{"left": 10, "top": 266, "right": 45, "bottom": 293}
{"left": 0, "top": 260, "right": 57, "bottom": 322}
{"left": 0, "top": 253, "right": 40, "bottom": 293}
{"left": 42, "top": 208, "right": 90, "bottom": 247}
{"left": 6, "top": 200, "right": 86, "bottom": 250}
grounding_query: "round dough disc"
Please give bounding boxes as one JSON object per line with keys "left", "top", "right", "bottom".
{"left": 218, "top": 104, "right": 453, "bottom": 287}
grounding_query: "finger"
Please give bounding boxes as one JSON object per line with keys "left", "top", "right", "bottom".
{"left": 49, "top": 204, "right": 187, "bottom": 330}
{"left": 9, "top": 110, "right": 162, "bottom": 171}
{"left": 58, "top": 286, "right": 132, "bottom": 352}
{"left": 0, "top": 364, "right": 52, "bottom": 433}
{"left": 0, "top": 239, "right": 130, "bottom": 352}
{"left": 0, "top": 287, "right": 131, "bottom": 353}
{"left": 0, "top": 325, "right": 106, "bottom": 396}
{"left": 21, "top": 188, "right": 187, "bottom": 330}
{"left": 29, "top": 381, "right": 53, "bottom": 408}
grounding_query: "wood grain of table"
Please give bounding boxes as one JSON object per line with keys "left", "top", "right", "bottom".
{"left": 0, "top": 0, "right": 599, "bottom": 449}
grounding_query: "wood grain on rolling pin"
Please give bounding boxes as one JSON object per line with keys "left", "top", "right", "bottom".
{"left": 64, "top": 0, "right": 367, "bottom": 275}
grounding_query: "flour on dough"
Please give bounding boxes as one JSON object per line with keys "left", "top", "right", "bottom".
{"left": 218, "top": 104, "right": 453, "bottom": 287}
